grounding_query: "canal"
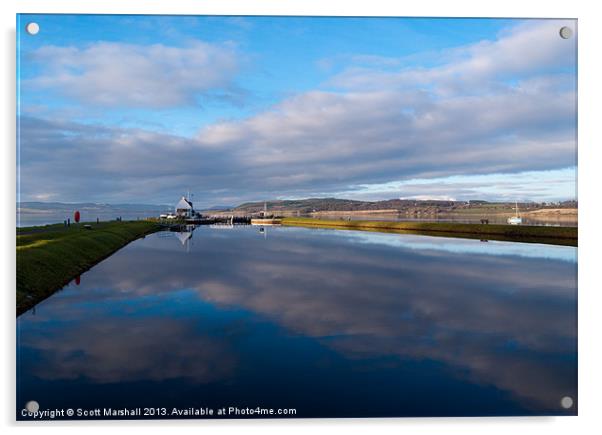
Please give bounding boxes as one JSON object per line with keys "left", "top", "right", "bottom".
{"left": 17, "top": 225, "right": 577, "bottom": 418}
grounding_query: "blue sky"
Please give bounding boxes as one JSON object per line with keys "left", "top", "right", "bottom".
{"left": 17, "top": 15, "right": 577, "bottom": 206}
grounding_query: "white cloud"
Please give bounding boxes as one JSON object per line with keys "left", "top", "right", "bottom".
{"left": 190, "top": 20, "right": 576, "bottom": 193}
{"left": 28, "top": 40, "right": 241, "bottom": 108}
{"left": 337, "top": 168, "right": 577, "bottom": 202}
{"left": 194, "top": 84, "right": 575, "bottom": 189}
{"left": 329, "top": 20, "right": 576, "bottom": 94}
{"left": 19, "top": 20, "right": 577, "bottom": 204}
{"left": 28, "top": 192, "right": 57, "bottom": 201}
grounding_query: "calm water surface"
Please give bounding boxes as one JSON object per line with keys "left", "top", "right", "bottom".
{"left": 17, "top": 226, "right": 577, "bottom": 418}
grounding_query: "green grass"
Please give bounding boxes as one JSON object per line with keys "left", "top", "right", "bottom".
{"left": 281, "top": 217, "right": 577, "bottom": 247}
{"left": 17, "top": 220, "right": 160, "bottom": 315}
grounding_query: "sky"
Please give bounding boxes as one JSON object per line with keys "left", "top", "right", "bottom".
{"left": 17, "top": 15, "right": 577, "bottom": 207}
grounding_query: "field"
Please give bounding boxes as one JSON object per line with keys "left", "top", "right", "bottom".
{"left": 17, "top": 220, "right": 160, "bottom": 315}
{"left": 281, "top": 217, "right": 578, "bottom": 246}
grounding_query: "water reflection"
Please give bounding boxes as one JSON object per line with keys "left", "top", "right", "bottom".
{"left": 17, "top": 226, "right": 577, "bottom": 417}
{"left": 21, "top": 315, "right": 236, "bottom": 383}
{"left": 330, "top": 230, "right": 577, "bottom": 262}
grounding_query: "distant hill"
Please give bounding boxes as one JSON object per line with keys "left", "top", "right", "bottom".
{"left": 226, "top": 198, "right": 577, "bottom": 215}
{"left": 232, "top": 198, "right": 460, "bottom": 214}
{"left": 202, "top": 205, "right": 236, "bottom": 211}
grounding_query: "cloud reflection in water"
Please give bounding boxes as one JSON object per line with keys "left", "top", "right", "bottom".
{"left": 17, "top": 226, "right": 577, "bottom": 415}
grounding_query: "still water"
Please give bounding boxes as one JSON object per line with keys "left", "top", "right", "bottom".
{"left": 17, "top": 226, "right": 577, "bottom": 418}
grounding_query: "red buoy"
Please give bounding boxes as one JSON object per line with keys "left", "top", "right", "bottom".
{"left": 74, "top": 210, "right": 80, "bottom": 223}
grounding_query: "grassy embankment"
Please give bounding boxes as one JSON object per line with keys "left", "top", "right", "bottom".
{"left": 281, "top": 217, "right": 577, "bottom": 247}
{"left": 17, "top": 220, "right": 160, "bottom": 315}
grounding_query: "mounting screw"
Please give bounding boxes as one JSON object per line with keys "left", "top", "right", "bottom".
{"left": 559, "top": 26, "right": 573, "bottom": 39}
{"left": 25, "top": 22, "right": 40, "bottom": 35}
{"left": 561, "top": 396, "right": 574, "bottom": 409}
{"left": 25, "top": 400, "right": 39, "bottom": 413}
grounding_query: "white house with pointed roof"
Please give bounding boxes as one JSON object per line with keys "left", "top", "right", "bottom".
{"left": 175, "top": 196, "right": 194, "bottom": 218}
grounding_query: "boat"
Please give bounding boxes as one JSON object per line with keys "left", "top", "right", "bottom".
{"left": 250, "top": 218, "right": 282, "bottom": 225}
{"left": 250, "top": 201, "right": 282, "bottom": 225}
{"left": 507, "top": 201, "right": 522, "bottom": 225}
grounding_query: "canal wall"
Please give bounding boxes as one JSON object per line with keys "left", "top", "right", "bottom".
{"left": 281, "top": 218, "right": 577, "bottom": 247}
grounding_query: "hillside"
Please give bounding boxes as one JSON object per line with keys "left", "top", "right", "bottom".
{"left": 228, "top": 198, "right": 577, "bottom": 215}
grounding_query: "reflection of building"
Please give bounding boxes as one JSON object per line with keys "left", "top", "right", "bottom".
{"left": 175, "top": 231, "right": 193, "bottom": 246}
{"left": 174, "top": 225, "right": 195, "bottom": 253}
{"left": 175, "top": 196, "right": 194, "bottom": 218}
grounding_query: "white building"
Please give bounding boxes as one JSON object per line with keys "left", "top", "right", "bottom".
{"left": 175, "top": 196, "right": 194, "bottom": 218}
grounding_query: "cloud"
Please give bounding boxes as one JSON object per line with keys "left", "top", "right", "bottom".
{"left": 337, "top": 168, "right": 577, "bottom": 202}
{"left": 18, "top": 20, "right": 577, "bottom": 204}
{"left": 196, "top": 86, "right": 575, "bottom": 182}
{"left": 190, "top": 20, "right": 576, "bottom": 198}
{"left": 27, "top": 40, "right": 241, "bottom": 108}
{"left": 21, "top": 317, "right": 237, "bottom": 383}
{"left": 18, "top": 116, "right": 236, "bottom": 204}
{"left": 329, "top": 20, "right": 576, "bottom": 94}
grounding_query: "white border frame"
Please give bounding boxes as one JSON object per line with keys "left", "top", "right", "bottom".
{"left": 3, "top": 1, "right": 601, "bottom": 434}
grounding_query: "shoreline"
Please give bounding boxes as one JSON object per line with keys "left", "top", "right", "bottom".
{"left": 311, "top": 207, "right": 578, "bottom": 218}
{"left": 281, "top": 217, "right": 577, "bottom": 247}
{"left": 17, "top": 220, "right": 160, "bottom": 316}
{"left": 205, "top": 208, "right": 578, "bottom": 226}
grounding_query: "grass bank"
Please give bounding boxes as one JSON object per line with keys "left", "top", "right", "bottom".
{"left": 17, "top": 220, "right": 160, "bottom": 316}
{"left": 281, "top": 217, "right": 577, "bottom": 247}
